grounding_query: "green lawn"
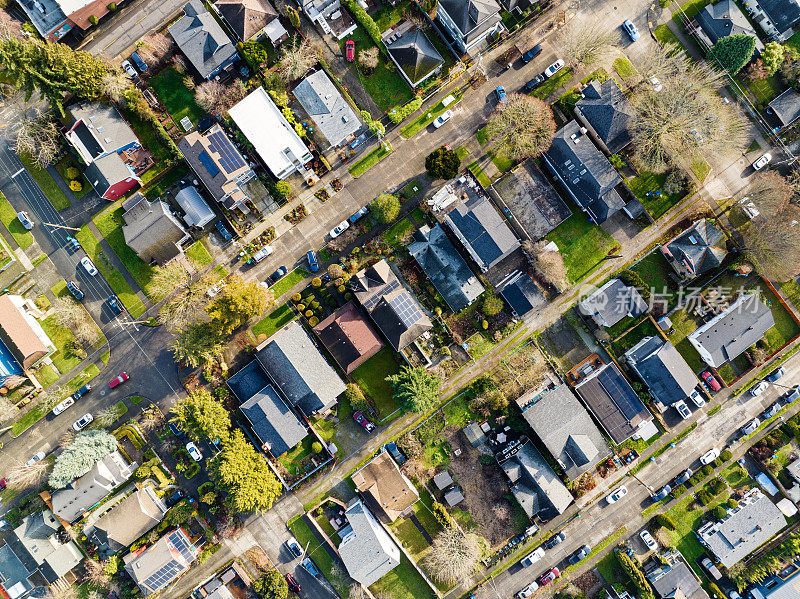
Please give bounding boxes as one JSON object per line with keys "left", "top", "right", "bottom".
{"left": 531, "top": 67, "right": 574, "bottom": 100}
{"left": 142, "top": 164, "right": 190, "bottom": 200}
{"left": 666, "top": 308, "right": 706, "bottom": 373}
{"left": 186, "top": 239, "right": 213, "bottom": 267}
{"left": 278, "top": 436, "right": 316, "bottom": 476}
{"left": 382, "top": 217, "right": 416, "bottom": 248}
{"left": 40, "top": 315, "right": 82, "bottom": 373}
{"left": 654, "top": 23, "right": 680, "bottom": 46}
{"left": 370, "top": 554, "right": 435, "bottom": 599}
{"left": 287, "top": 515, "right": 350, "bottom": 598}
{"left": 612, "top": 318, "right": 660, "bottom": 355}
{"left": 270, "top": 267, "right": 309, "bottom": 298}
{"left": 629, "top": 251, "right": 678, "bottom": 300}
{"left": 0, "top": 192, "right": 33, "bottom": 249}
{"left": 468, "top": 161, "right": 491, "bottom": 188}
{"left": 691, "top": 158, "right": 711, "bottom": 182}
{"left": 545, "top": 207, "right": 619, "bottom": 284}
{"left": 149, "top": 68, "right": 206, "bottom": 127}
{"left": 673, "top": 0, "right": 711, "bottom": 20}
{"left": 747, "top": 76, "right": 781, "bottom": 105}
{"left": 628, "top": 171, "right": 685, "bottom": 219}
{"left": 780, "top": 279, "right": 800, "bottom": 313}
{"left": 400, "top": 93, "right": 463, "bottom": 138}
{"left": 455, "top": 146, "right": 470, "bottom": 161}
{"left": 349, "top": 142, "right": 393, "bottom": 177}
{"left": 489, "top": 148, "right": 513, "bottom": 173}
{"left": 612, "top": 57, "right": 637, "bottom": 80}
{"left": 351, "top": 348, "right": 402, "bottom": 421}
{"left": 466, "top": 332, "right": 495, "bottom": 360}
{"left": 37, "top": 364, "right": 59, "bottom": 387}
{"left": 18, "top": 153, "right": 71, "bottom": 210}
{"left": 252, "top": 304, "right": 295, "bottom": 340}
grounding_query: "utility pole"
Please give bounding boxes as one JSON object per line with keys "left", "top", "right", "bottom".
{"left": 42, "top": 222, "right": 80, "bottom": 231}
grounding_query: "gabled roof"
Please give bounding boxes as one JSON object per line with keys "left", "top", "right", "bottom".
{"left": 409, "top": 224, "right": 484, "bottom": 312}
{"left": 578, "top": 278, "right": 648, "bottom": 328}
{"left": 543, "top": 120, "right": 625, "bottom": 223}
{"left": 500, "top": 440, "right": 573, "bottom": 520}
{"left": 90, "top": 487, "right": 168, "bottom": 551}
{"left": 338, "top": 500, "right": 401, "bottom": 587}
{"left": 647, "top": 560, "right": 709, "bottom": 599}
{"left": 169, "top": 0, "right": 238, "bottom": 79}
{"left": 293, "top": 70, "right": 361, "bottom": 147}
{"left": 0, "top": 296, "right": 48, "bottom": 369}
{"left": 575, "top": 79, "right": 635, "bottom": 154}
{"left": 52, "top": 451, "right": 132, "bottom": 523}
{"left": 214, "top": 0, "right": 277, "bottom": 41}
{"left": 769, "top": 88, "right": 800, "bottom": 127}
{"left": 255, "top": 320, "right": 346, "bottom": 415}
{"left": 519, "top": 384, "right": 611, "bottom": 479}
{"left": 626, "top": 337, "right": 698, "bottom": 407}
{"left": 695, "top": 0, "right": 763, "bottom": 47}
{"left": 178, "top": 124, "right": 252, "bottom": 203}
{"left": 66, "top": 103, "right": 138, "bottom": 161}
{"left": 240, "top": 384, "right": 307, "bottom": 456}
{"left": 498, "top": 272, "right": 545, "bottom": 317}
{"left": 124, "top": 528, "right": 198, "bottom": 595}
{"left": 122, "top": 193, "right": 186, "bottom": 265}
{"left": 313, "top": 301, "right": 384, "bottom": 374}
{"left": 752, "top": 0, "right": 800, "bottom": 37}
{"left": 85, "top": 152, "right": 137, "bottom": 193}
{"left": 351, "top": 452, "right": 419, "bottom": 522}
{"left": 437, "top": 0, "right": 501, "bottom": 42}
{"left": 386, "top": 29, "right": 445, "bottom": 85}
{"left": 662, "top": 219, "right": 727, "bottom": 279}
{"left": 443, "top": 195, "right": 520, "bottom": 272}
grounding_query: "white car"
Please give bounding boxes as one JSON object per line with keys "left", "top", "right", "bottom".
{"left": 741, "top": 418, "right": 760, "bottom": 436}
{"left": 433, "top": 110, "right": 453, "bottom": 128}
{"left": 330, "top": 220, "right": 350, "bottom": 238}
{"left": 700, "top": 447, "right": 720, "bottom": 465}
{"left": 520, "top": 547, "right": 545, "bottom": 567}
{"left": 752, "top": 153, "right": 772, "bottom": 171}
{"left": 689, "top": 390, "right": 705, "bottom": 408}
{"left": 606, "top": 486, "right": 627, "bottom": 504}
{"left": 80, "top": 257, "right": 98, "bottom": 276}
{"left": 186, "top": 442, "right": 203, "bottom": 461}
{"left": 750, "top": 380, "right": 769, "bottom": 397}
{"left": 72, "top": 413, "right": 93, "bottom": 431}
{"left": 52, "top": 397, "right": 75, "bottom": 415}
{"left": 516, "top": 582, "right": 539, "bottom": 598}
{"left": 649, "top": 76, "right": 662, "bottom": 92}
{"left": 544, "top": 59, "right": 565, "bottom": 78}
{"left": 121, "top": 60, "right": 137, "bottom": 78}
{"left": 16, "top": 211, "right": 34, "bottom": 230}
{"left": 639, "top": 530, "right": 658, "bottom": 551}
{"left": 675, "top": 400, "right": 692, "bottom": 420}
{"left": 206, "top": 281, "right": 227, "bottom": 298}
{"left": 25, "top": 451, "right": 45, "bottom": 466}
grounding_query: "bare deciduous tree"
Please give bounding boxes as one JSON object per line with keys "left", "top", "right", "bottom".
{"left": 279, "top": 36, "right": 318, "bottom": 82}
{"left": 484, "top": 94, "right": 556, "bottom": 161}
{"left": 102, "top": 71, "right": 132, "bottom": 103}
{"left": 15, "top": 115, "right": 61, "bottom": 167}
{"left": 0, "top": 8, "right": 24, "bottom": 40}
{"left": 41, "top": 385, "right": 67, "bottom": 412}
{"left": 741, "top": 208, "right": 800, "bottom": 281}
{"left": 195, "top": 79, "right": 247, "bottom": 118}
{"left": 348, "top": 585, "right": 369, "bottom": 599}
{"left": 3, "top": 374, "right": 26, "bottom": 390}
{"left": 137, "top": 33, "right": 171, "bottom": 67}
{"left": 737, "top": 171, "right": 793, "bottom": 219}
{"left": 148, "top": 263, "right": 190, "bottom": 302}
{"left": 94, "top": 404, "right": 126, "bottom": 428}
{"left": 159, "top": 276, "right": 212, "bottom": 329}
{"left": 6, "top": 461, "right": 50, "bottom": 489}
{"left": 358, "top": 46, "right": 379, "bottom": 72}
{"left": 52, "top": 297, "right": 101, "bottom": 347}
{"left": 83, "top": 560, "right": 110, "bottom": 589}
{"left": 523, "top": 240, "right": 569, "bottom": 291}
{"left": 557, "top": 21, "right": 615, "bottom": 67}
{"left": 59, "top": 428, "right": 76, "bottom": 449}
{"left": 423, "top": 527, "right": 485, "bottom": 585}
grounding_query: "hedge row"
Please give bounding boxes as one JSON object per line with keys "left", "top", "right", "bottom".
{"left": 389, "top": 97, "right": 423, "bottom": 124}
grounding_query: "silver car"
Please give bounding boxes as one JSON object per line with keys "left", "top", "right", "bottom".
{"left": 330, "top": 220, "right": 350, "bottom": 238}
{"left": 17, "top": 211, "right": 33, "bottom": 230}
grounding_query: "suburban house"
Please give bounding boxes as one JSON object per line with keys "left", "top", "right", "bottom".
{"left": 292, "top": 70, "right": 361, "bottom": 148}
{"left": 688, "top": 293, "right": 775, "bottom": 368}
{"left": 178, "top": 123, "right": 265, "bottom": 212}
{"left": 490, "top": 160, "right": 571, "bottom": 240}
{"left": 352, "top": 260, "right": 433, "bottom": 351}
{"left": 124, "top": 528, "right": 199, "bottom": 595}
{"left": 213, "top": 0, "right": 287, "bottom": 43}
{"left": 574, "top": 79, "right": 635, "bottom": 155}
{"left": 239, "top": 384, "right": 308, "bottom": 457}
{"left": 693, "top": 0, "right": 764, "bottom": 48}
{"left": 17, "top": 0, "right": 113, "bottom": 41}
{"left": 229, "top": 87, "right": 313, "bottom": 180}
{"left": 169, "top": 0, "right": 238, "bottom": 80}
{"left": 121, "top": 193, "right": 189, "bottom": 265}
{"left": 254, "top": 320, "right": 346, "bottom": 416}
{"left": 0, "top": 509, "right": 83, "bottom": 599}
{"left": 0, "top": 294, "right": 55, "bottom": 373}
{"left": 408, "top": 224, "right": 485, "bottom": 312}
{"left": 384, "top": 23, "right": 445, "bottom": 88}
{"left": 543, "top": 120, "right": 628, "bottom": 224}
{"left": 498, "top": 438, "right": 573, "bottom": 520}
{"left": 497, "top": 272, "right": 546, "bottom": 318}
{"left": 578, "top": 278, "right": 649, "bottom": 328}
{"left": 751, "top": 559, "right": 800, "bottom": 599}
{"left": 435, "top": 0, "right": 504, "bottom": 55}
{"left": 661, "top": 219, "right": 727, "bottom": 280}
{"left": 174, "top": 186, "right": 216, "bottom": 229}
{"left": 697, "top": 488, "right": 786, "bottom": 568}
{"left": 768, "top": 88, "right": 800, "bottom": 129}
{"left": 51, "top": 450, "right": 134, "bottom": 523}
{"left": 574, "top": 362, "right": 657, "bottom": 445}
{"left": 351, "top": 451, "right": 419, "bottom": 522}
{"left": 740, "top": 0, "right": 800, "bottom": 41}
{"left": 518, "top": 382, "right": 612, "bottom": 480}
{"left": 65, "top": 104, "right": 146, "bottom": 201}
{"left": 312, "top": 301, "right": 384, "bottom": 374}
{"left": 338, "top": 499, "right": 401, "bottom": 587}
{"left": 647, "top": 554, "right": 709, "bottom": 599}
{"left": 625, "top": 337, "right": 699, "bottom": 409}
{"left": 300, "top": 0, "right": 356, "bottom": 39}
{"left": 88, "top": 485, "right": 169, "bottom": 553}
{"left": 443, "top": 195, "right": 520, "bottom": 272}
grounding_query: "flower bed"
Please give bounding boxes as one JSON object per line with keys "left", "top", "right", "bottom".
{"left": 284, "top": 204, "right": 308, "bottom": 225}
{"left": 332, "top": 178, "right": 343, "bottom": 192}
{"left": 314, "top": 188, "right": 330, "bottom": 202}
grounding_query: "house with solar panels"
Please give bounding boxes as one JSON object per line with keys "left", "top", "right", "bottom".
{"left": 124, "top": 528, "right": 199, "bottom": 595}
{"left": 383, "top": 22, "right": 445, "bottom": 88}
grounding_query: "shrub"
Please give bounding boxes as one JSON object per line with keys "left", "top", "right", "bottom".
{"left": 309, "top": 316, "right": 319, "bottom": 326}
{"left": 311, "top": 441, "right": 323, "bottom": 454}
{"left": 432, "top": 501, "right": 455, "bottom": 528}
{"left": 482, "top": 295, "right": 503, "bottom": 317}
{"left": 702, "top": 464, "right": 714, "bottom": 477}
{"left": 388, "top": 97, "right": 423, "bottom": 124}
{"left": 312, "top": 277, "right": 322, "bottom": 287}
{"left": 615, "top": 550, "right": 655, "bottom": 599}
{"left": 481, "top": 319, "right": 488, "bottom": 330}
{"left": 370, "top": 193, "right": 401, "bottom": 224}
{"left": 714, "top": 505, "right": 727, "bottom": 519}
{"left": 655, "top": 514, "right": 676, "bottom": 531}
{"left": 69, "top": 180, "right": 82, "bottom": 192}
{"left": 727, "top": 497, "right": 738, "bottom": 509}
{"left": 242, "top": 40, "right": 269, "bottom": 69}
{"left": 297, "top": 304, "right": 305, "bottom": 312}
{"left": 107, "top": 2, "right": 116, "bottom": 9}
{"left": 696, "top": 490, "right": 712, "bottom": 505}
{"left": 89, "top": 14, "right": 98, "bottom": 24}
{"left": 305, "top": 310, "right": 313, "bottom": 318}
{"left": 709, "top": 478, "right": 726, "bottom": 495}
{"left": 707, "top": 583, "right": 725, "bottom": 599}
{"left": 425, "top": 146, "right": 461, "bottom": 180}
{"left": 609, "top": 154, "right": 625, "bottom": 169}
{"left": 672, "top": 484, "right": 686, "bottom": 498}
{"left": 720, "top": 449, "right": 732, "bottom": 461}
{"left": 663, "top": 170, "right": 687, "bottom": 195}
{"left": 340, "top": 0, "right": 382, "bottom": 49}
{"left": 66, "top": 166, "right": 80, "bottom": 179}
{"left": 344, "top": 383, "right": 371, "bottom": 413}
{"left": 273, "top": 181, "right": 291, "bottom": 198}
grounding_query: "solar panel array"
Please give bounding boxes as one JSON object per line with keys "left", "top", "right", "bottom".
{"left": 598, "top": 367, "right": 644, "bottom": 420}
{"left": 142, "top": 560, "right": 184, "bottom": 591}
{"left": 198, "top": 150, "right": 220, "bottom": 178}
{"left": 208, "top": 131, "right": 245, "bottom": 174}
{"left": 169, "top": 531, "right": 196, "bottom": 563}
{"left": 388, "top": 292, "right": 423, "bottom": 327}
{"left": 361, "top": 278, "right": 400, "bottom": 311}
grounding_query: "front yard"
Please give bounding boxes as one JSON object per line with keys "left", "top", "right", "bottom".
{"left": 0, "top": 192, "right": 34, "bottom": 249}
{"left": 545, "top": 205, "right": 619, "bottom": 284}
{"left": 252, "top": 304, "right": 296, "bottom": 341}
{"left": 350, "top": 348, "right": 402, "bottom": 421}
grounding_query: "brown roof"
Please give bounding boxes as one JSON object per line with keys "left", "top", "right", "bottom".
{"left": 0, "top": 296, "right": 48, "bottom": 369}
{"left": 313, "top": 302, "right": 384, "bottom": 374}
{"left": 91, "top": 487, "right": 167, "bottom": 550}
{"left": 214, "top": 0, "right": 278, "bottom": 41}
{"left": 351, "top": 452, "right": 419, "bottom": 522}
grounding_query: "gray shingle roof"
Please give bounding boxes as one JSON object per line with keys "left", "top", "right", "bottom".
{"left": 500, "top": 440, "right": 573, "bottom": 519}
{"left": 122, "top": 193, "right": 186, "bottom": 265}
{"left": 543, "top": 120, "right": 625, "bottom": 223}
{"left": 338, "top": 500, "right": 401, "bottom": 587}
{"left": 575, "top": 79, "right": 635, "bottom": 154}
{"left": 498, "top": 272, "right": 545, "bottom": 317}
{"left": 52, "top": 451, "right": 132, "bottom": 523}
{"left": 755, "top": 0, "right": 800, "bottom": 38}
{"left": 695, "top": 0, "right": 763, "bottom": 47}
{"left": 625, "top": 337, "right": 699, "bottom": 407}
{"left": 519, "top": 384, "right": 611, "bottom": 480}
{"left": 255, "top": 320, "right": 346, "bottom": 415}
{"left": 437, "top": 0, "right": 501, "bottom": 42}
{"left": 240, "top": 384, "right": 307, "bottom": 456}
{"left": 386, "top": 29, "right": 444, "bottom": 86}
{"left": 647, "top": 560, "right": 708, "bottom": 599}
{"left": 769, "top": 88, "right": 800, "bottom": 127}
{"left": 409, "top": 224, "right": 484, "bottom": 312}
{"left": 293, "top": 70, "right": 361, "bottom": 147}
{"left": 85, "top": 153, "right": 135, "bottom": 195}
{"left": 90, "top": 487, "right": 167, "bottom": 551}
{"left": 578, "top": 278, "right": 648, "bottom": 328}
{"left": 67, "top": 103, "right": 139, "bottom": 158}
{"left": 124, "top": 529, "right": 198, "bottom": 595}
{"left": 169, "top": 0, "right": 238, "bottom": 79}
{"left": 662, "top": 219, "right": 727, "bottom": 280}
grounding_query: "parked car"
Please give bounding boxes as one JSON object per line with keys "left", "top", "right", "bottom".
{"left": 622, "top": 19, "right": 640, "bottom": 41}
{"left": 763, "top": 402, "right": 781, "bottom": 419}
{"left": 522, "top": 73, "right": 546, "bottom": 92}
{"left": 286, "top": 536, "right": 303, "bottom": 558}
{"left": 66, "top": 280, "right": 84, "bottom": 300}
{"left": 186, "top": 442, "right": 203, "bottom": 461}
{"left": 353, "top": 411, "right": 375, "bottom": 433}
{"left": 701, "top": 370, "right": 722, "bottom": 392}
{"left": 166, "top": 489, "right": 185, "bottom": 507}
{"left": 301, "top": 557, "right": 319, "bottom": 577}
{"left": 349, "top": 206, "right": 369, "bottom": 224}
{"left": 16, "top": 211, "right": 33, "bottom": 230}
{"left": 783, "top": 386, "right": 800, "bottom": 403}
{"left": 66, "top": 236, "right": 81, "bottom": 251}
{"left": 539, "top": 568, "right": 559, "bottom": 586}
{"left": 568, "top": 545, "right": 591, "bottom": 565}
{"left": 215, "top": 221, "right": 232, "bottom": 241}
{"left": 71, "top": 384, "right": 92, "bottom": 401}
{"left": 495, "top": 85, "right": 507, "bottom": 104}
{"left": 520, "top": 547, "right": 545, "bottom": 567}
{"left": 521, "top": 44, "right": 542, "bottom": 63}
{"left": 607, "top": 486, "right": 627, "bottom": 503}
{"left": 728, "top": 591, "right": 741, "bottom": 599}
{"left": 701, "top": 557, "right": 722, "bottom": 581}
{"left": 285, "top": 573, "right": 301, "bottom": 593}
{"left": 675, "top": 400, "right": 692, "bottom": 420}
{"left": 649, "top": 76, "right": 662, "bottom": 91}
{"left": 741, "top": 418, "right": 760, "bottom": 436}
{"left": 169, "top": 422, "right": 186, "bottom": 438}
{"left": 25, "top": 451, "right": 45, "bottom": 466}
{"left": 52, "top": 397, "right": 75, "bottom": 416}
{"left": 107, "top": 295, "right": 123, "bottom": 315}
{"left": 766, "top": 366, "right": 786, "bottom": 382}
{"left": 674, "top": 467, "right": 693, "bottom": 486}
{"left": 433, "top": 110, "right": 454, "bottom": 128}
{"left": 652, "top": 484, "right": 672, "bottom": 502}
{"left": 121, "top": 60, "right": 137, "bottom": 77}
{"left": 248, "top": 246, "right": 274, "bottom": 264}
{"left": 129, "top": 51, "right": 148, "bottom": 71}
{"left": 640, "top": 530, "right": 658, "bottom": 551}
{"left": 306, "top": 250, "right": 319, "bottom": 272}
{"left": 544, "top": 59, "right": 565, "bottom": 78}
{"left": 72, "top": 413, "right": 93, "bottom": 431}
{"left": 269, "top": 266, "right": 288, "bottom": 282}
{"left": 689, "top": 390, "right": 706, "bottom": 408}
{"left": 80, "top": 257, "right": 98, "bottom": 276}
{"left": 345, "top": 39, "right": 355, "bottom": 62}
{"left": 109, "top": 372, "right": 129, "bottom": 388}
{"left": 516, "top": 582, "right": 539, "bottom": 598}
{"left": 752, "top": 153, "right": 772, "bottom": 171}
{"left": 330, "top": 220, "right": 350, "bottom": 238}
{"left": 543, "top": 532, "right": 565, "bottom": 549}
{"left": 700, "top": 448, "right": 720, "bottom": 465}
{"left": 751, "top": 381, "right": 769, "bottom": 397}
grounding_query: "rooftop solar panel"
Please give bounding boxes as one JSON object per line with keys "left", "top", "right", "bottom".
{"left": 361, "top": 278, "right": 400, "bottom": 311}
{"left": 168, "top": 530, "right": 196, "bottom": 563}
{"left": 388, "top": 292, "right": 423, "bottom": 327}
{"left": 597, "top": 367, "right": 646, "bottom": 421}
{"left": 208, "top": 130, "right": 245, "bottom": 174}
{"left": 198, "top": 150, "right": 220, "bottom": 178}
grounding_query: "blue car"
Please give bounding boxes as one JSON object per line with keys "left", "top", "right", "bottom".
{"left": 129, "top": 51, "right": 148, "bottom": 71}
{"left": 349, "top": 206, "right": 369, "bottom": 224}
{"left": 766, "top": 366, "right": 786, "bottom": 382}
{"left": 66, "top": 280, "right": 84, "bottom": 300}
{"left": 215, "top": 221, "right": 232, "bottom": 241}
{"left": 66, "top": 236, "right": 80, "bottom": 251}
{"left": 307, "top": 250, "right": 319, "bottom": 272}
{"left": 622, "top": 19, "right": 640, "bottom": 41}
{"left": 495, "top": 85, "right": 507, "bottom": 104}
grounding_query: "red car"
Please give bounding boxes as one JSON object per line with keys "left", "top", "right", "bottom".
{"left": 701, "top": 370, "right": 722, "bottom": 392}
{"left": 353, "top": 411, "right": 375, "bottom": 433}
{"left": 539, "top": 567, "right": 560, "bottom": 586}
{"left": 285, "top": 573, "right": 301, "bottom": 593}
{"left": 109, "top": 372, "right": 129, "bottom": 388}
{"left": 345, "top": 40, "right": 355, "bottom": 62}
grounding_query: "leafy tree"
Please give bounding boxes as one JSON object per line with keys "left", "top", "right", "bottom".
{"left": 761, "top": 41, "right": 785, "bottom": 74}
{"left": 242, "top": 40, "right": 269, "bottom": 69}
{"left": 210, "top": 429, "right": 282, "bottom": 513}
{"left": 482, "top": 295, "right": 503, "bottom": 316}
{"left": 369, "top": 193, "right": 400, "bottom": 224}
{"left": 166, "top": 499, "right": 196, "bottom": 526}
{"left": 273, "top": 181, "right": 291, "bottom": 198}
{"left": 311, "top": 441, "right": 323, "bottom": 454}
{"left": 425, "top": 146, "right": 461, "bottom": 180}
{"left": 170, "top": 389, "right": 231, "bottom": 444}
{"left": 49, "top": 430, "right": 117, "bottom": 488}
{"left": 170, "top": 322, "right": 228, "bottom": 368}
{"left": 286, "top": 5, "right": 300, "bottom": 28}
{"left": 615, "top": 550, "right": 655, "bottom": 599}
{"left": 386, "top": 365, "right": 441, "bottom": 413}
{"left": 359, "top": 109, "right": 385, "bottom": 141}
{"left": 744, "top": 58, "right": 769, "bottom": 82}
{"left": 710, "top": 34, "right": 756, "bottom": 75}
{"left": 253, "top": 571, "right": 287, "bottom": 599}
{"left": 206, "top": 275, "right": 272, "bottom": 334}
{"left": 485, "top": 94, "right": 556, "bottom": 161}
{"left": 344, "top": 383, "right": 371, "bottom": 413}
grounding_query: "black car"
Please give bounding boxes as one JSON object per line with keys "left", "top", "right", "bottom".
{"left": 569, "top": 545, "right": 591, "bottom": 565}
{"left": 215, "top": 221, "right": 232, "bottom": 241}
{"left": 169, "top": 422, "right": 186, "bottom": 438}
{"left": 166, "top": 489, "right": 184, "bottom": 507}
{"left": 270, "top": 266, "right": 288, "bottom": 282}
{"left": 521, "top": 44, "right": 542, "bottom": 63}
{"left": 107, "top": 295, "right": 123, "bottom": 315}
{"left": 71, "top": 384, "right": 92, "bottom": 401}
{"left": 543, "top": 532, "right": 565, "bottom": 549}
{"left": 66, "top": 280, "right": 84, "bottom": 300}
{"left": 522, "top": 74, "right": 546, "bottom": 92}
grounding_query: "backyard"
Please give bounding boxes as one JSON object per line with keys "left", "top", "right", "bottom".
{"left": 664, "top": 307, "right": 706, "bottom": 374}
{"left": 545, "top": 207, "right": 619, "bottom": 284}
{"left": 149, "top": 68, "right": 207, "bottom": 127}
{"left": 628, "top": 171, "right": 686, "bottom": 219}
{"left": 627, "top": 250, "right": 680, "bottom": 310}
{"left": 350, "top": 348, "right": 402, "bottom": 421}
